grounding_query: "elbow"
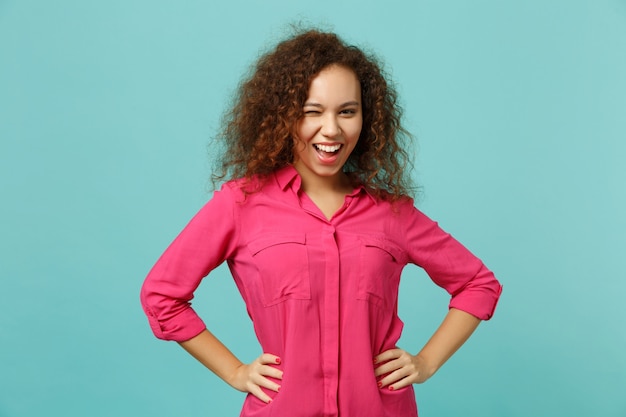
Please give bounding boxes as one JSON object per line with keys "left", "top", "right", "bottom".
{"left": 449, "top": 267, "right": 502, "bottom": 321}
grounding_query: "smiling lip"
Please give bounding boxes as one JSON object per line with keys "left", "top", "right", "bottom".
{"left": 313, "top": 143, "right": 343, "bottom": 163}
{"left": 314, "top": 143, "right": 342, "bottom": 153}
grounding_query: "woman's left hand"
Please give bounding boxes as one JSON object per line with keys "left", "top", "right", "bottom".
{"left": 373, "top": 349, "right": 435, "bottom": 390}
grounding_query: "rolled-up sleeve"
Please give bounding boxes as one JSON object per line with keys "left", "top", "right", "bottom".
{"left": 140, "top": 184, "right": 240, "bottom": 341}
{"left": 402, "top": 203, "right": 502, "bottom": 320}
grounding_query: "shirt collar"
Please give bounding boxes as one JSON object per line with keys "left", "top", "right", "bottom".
{"left": 350, "top": 182, "right": 377, "bottom": 204}
{"left": 274, "top": 165, "right": 301, "bottom": 191}
{"left": 274, "top": 165, "right": 377, "bottom": 204}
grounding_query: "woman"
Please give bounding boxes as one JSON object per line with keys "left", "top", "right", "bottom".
{"left": 140, "top": 29, "right": 502, "bottom": 417}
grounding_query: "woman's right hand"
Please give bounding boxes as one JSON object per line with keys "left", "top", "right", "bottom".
{"left": 228, "top": 353, "right": 283, "bottom": 403}
{"left": 179, "top": 331, "right": 283, "bottom": 404}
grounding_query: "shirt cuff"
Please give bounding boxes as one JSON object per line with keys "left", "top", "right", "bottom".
{"left": 145, "top": 305, "right": 207, "bottom": 342}
{"left": 448, "top": 283, "right": 503, "bottom": 321}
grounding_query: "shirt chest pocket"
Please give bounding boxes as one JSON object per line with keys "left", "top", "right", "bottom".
{"left": 357, "top": 237, "right": 406, "bottom": 310}
{"left": 248, "top": 234, "right": 311, "bottom": 307}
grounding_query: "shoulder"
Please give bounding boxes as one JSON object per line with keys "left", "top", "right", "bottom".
{"left": 217, "top": 173, "right": 279, "bottom": 202}
{"left": 367, "top": 188, "right": 417, "bottom": 214}
{"left": 368, "top": 192, "right": 439, "bottom": 236}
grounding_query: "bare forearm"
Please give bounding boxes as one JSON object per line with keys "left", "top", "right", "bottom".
{"left": 179, "top": 329, "right": 283, "bottom": 403}
{"left": 179, "top": 329, "right": 244, "bottom": 387}
{"left": 417, "top": 307, "right": 481, "bottom": 375}
{"left": 375, "top": 308, "right": 481, "bottom": 389}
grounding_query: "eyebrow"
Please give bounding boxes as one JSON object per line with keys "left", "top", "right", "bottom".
{"left": 303, "top": 101, "right": 360, "bottom": 108}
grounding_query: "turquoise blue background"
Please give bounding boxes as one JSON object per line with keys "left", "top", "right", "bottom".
{"left": 1, "top": 1, "right": 625, "bottom": 416}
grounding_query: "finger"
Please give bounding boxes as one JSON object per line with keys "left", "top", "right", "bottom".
{"left": 251, "top": 373, "right": 282, "bottom": 392}
{"left": 388, "top": 375, "right": 414, "bottom": 391}
{"left": 259, "top": 364, "right": 284, "bottom": 380}
{"left": 374, "top": 348, "right": 401, "bottom": 365}
{"left": 248, "top": 384, "right": 274, "bottom": 404}
{"left": 378, "top": 366, "right": 412, "bottom": 388}
{"left": 259, "top": 352, "right": 282, "bottom": 365}
{"left": 374, "top": 357, "right": 405, "bottom": 377}
{"left": 374, "top": 358, "right": 395, "bottom": 376}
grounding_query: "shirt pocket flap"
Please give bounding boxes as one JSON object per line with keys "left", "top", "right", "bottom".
{"left": 247, "top": 233, "right": 310, "bottom": 306}
{"left": 362, "top": 236, "right": 407, "bottom": 264}
{"left": 248, "top": 234, "right": 307, "bottom": 256}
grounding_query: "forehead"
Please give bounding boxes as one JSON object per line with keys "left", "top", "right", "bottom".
{"left": 306, "top": 65, "right": 361, "bottom": 101}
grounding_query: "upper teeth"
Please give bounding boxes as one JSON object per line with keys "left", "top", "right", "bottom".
{"left": 314, "top": 144, "right": 341, "bottom": 152}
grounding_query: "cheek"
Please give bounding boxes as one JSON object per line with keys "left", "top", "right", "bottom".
{"left": 295, "top": 120, "right": 315, "bottom": 142}
{"left": 292, "top": 137, "right": 307, "bottom": 158}
{"left": 347, "top": 121, "right": 363, "bottom": 141}
{"left": 348, "top": 115, "right": 363, "bottom": 133}
{"left": 292, "top": 121, "right": 310, "bottom": 162}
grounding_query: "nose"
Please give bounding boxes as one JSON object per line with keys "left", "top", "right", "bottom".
{"left": 320, "top": 114, "right": 341, "bottom": 138}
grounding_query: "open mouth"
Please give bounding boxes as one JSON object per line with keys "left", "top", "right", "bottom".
{"left": 313, "top": 143, "right": 342, "bottom": 158}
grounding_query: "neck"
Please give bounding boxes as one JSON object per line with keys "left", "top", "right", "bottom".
{"left": 295, "top": 168, "right": 352, "bottom": 195}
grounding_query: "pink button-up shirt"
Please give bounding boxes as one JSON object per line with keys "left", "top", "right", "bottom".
{"left": 141, "top": 166, "right": 502, "bottom": 417}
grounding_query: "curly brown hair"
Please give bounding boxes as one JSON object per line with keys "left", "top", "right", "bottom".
{"left": 213, "top": 28, "right": 416, "bottom": 200}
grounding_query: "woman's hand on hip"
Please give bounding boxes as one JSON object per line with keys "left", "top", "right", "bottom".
{"left": 229, "top": 353, "right": 283, "bottom": 403}
{"left": 373, "top": 348, "right": 435, "bottom": 390}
